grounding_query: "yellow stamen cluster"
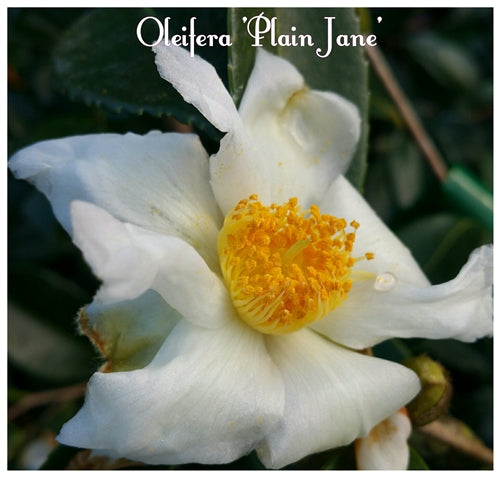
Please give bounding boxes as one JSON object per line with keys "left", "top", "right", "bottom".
{"left": 218, "top": 195, "right": 359, "bottom": 334}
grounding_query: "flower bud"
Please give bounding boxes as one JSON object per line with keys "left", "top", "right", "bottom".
{"left": 403, "top": 355, "right": 452, "bottom": 426}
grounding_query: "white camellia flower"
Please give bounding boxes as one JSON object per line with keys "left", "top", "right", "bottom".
{"left": 9, "top": 45, "right": 492, "bottom": 470}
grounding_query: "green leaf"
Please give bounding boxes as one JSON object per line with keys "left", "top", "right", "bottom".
{"left": 228, "top": 8, "right": 369, "bottom": 190}
{"left": 408, "top": 446, "right": 429, "bottom": 470}
{"left": 227, "top": 7, "right": 276, "bottom": 106}
{"left": 39, "top": 444, "right": 81, "bottom": 470}
{"left": 52, "top": 9, "right": 222, "bottom": 136}
{"left": 406, "top": 32, "right": 479, "bottom": 93}
{"left": 386, "top": 131, "right": 425, "bottom": 209}
{"left": 396, "top": 213, "right": 489, "bottom": 283}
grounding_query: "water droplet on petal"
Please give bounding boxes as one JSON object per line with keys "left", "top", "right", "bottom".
{"left": 374, "top": 272, "right": 398, "bottom": 292}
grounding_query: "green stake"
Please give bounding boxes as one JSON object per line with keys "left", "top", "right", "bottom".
{"left": 443, "top": 166, "right": 493, "bottom": 232}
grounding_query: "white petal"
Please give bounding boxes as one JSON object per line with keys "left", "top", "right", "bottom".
{"left": 71, "top": 201, "right": 233, "bottom": 329}
{"left": 153, "top": 44, "right": 240, "bottom": 133}
{"left": 257, "top": 329, "right": 420, "bottom": 469}
{"left": 81, "top": 290, "right": 181, "bottom": 372}
{"left": 211, "top": 49, "right": 361, "bottom": 213}
{"left": 320, "top": 174, "right": 429, "bottom": 286}
{"left": 355, "top": 409, "right": 412, "bottom": 470}
{"left": 237, "top": 49, "right": 361, "bottom": 208}
{"left": 8, "top": 131, "right": 222, "bottom": 269}
{"left": 238, "top": 49, "right": 304, "bottom": 118}
{"left": 152, "top": 45, "right": 269, "bottom": 214}
{"left": 209, "top": 130, "right": 271, "bottom": 215}
{"left": 57, "top": 319, "right": 285, "bottom": 466}
{"left": 312, "top": 244, "right": 493, "bottom": 349}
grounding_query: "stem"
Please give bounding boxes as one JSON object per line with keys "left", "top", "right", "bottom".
{"left": 364, "top": 45, "right": 448, "bottom": 182}
{"left": 8, "top": 382, "right": 87, "bottom": 421}
{"left": 420, "top": 416, "right": 493, "bottom": 466}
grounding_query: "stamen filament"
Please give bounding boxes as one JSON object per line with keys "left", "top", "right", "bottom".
{"left": 282, "top": 239, "right": 311, "bottom": 264}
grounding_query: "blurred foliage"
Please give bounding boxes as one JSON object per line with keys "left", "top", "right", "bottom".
{"left": 365, "top": 7, "right": 493, "bottom": 469}
{"left": 7, "top": 7, "right": 492, "bottom": 471}
{"left": 52, "top": 8, "right": 226, "bottom": 137}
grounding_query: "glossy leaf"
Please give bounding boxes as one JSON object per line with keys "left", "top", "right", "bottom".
{"left": 53, "top": 8, "right": 225, "bottom": 136}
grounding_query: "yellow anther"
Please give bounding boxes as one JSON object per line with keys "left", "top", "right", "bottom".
{"left": 350, "top": 220, "right": 360, "bottom": 229}
{"left": 218, "top": 195, "right": 367, "bottom": 335}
